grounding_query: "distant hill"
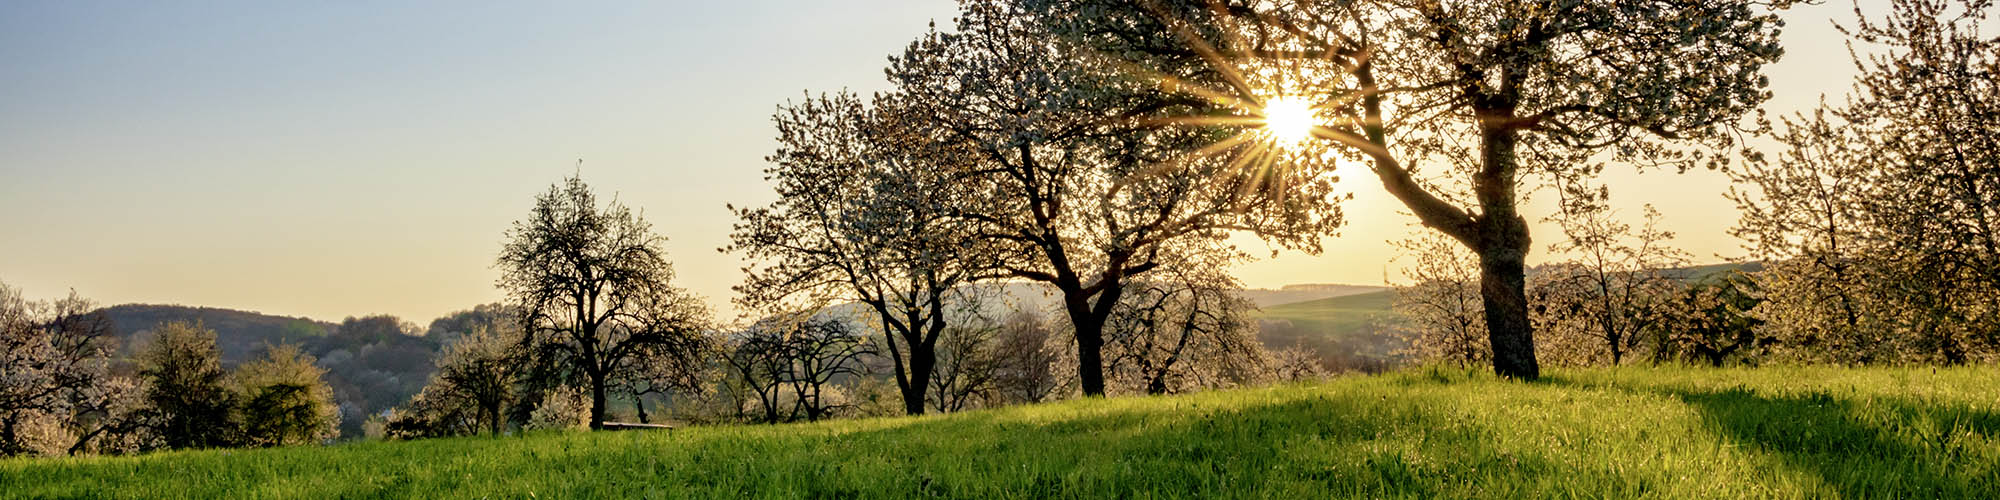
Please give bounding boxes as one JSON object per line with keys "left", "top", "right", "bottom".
{"left": 1237, "top": 283, "right": 1388, "bottom": 308}
{"left": 1675, "top": 261, "right": 1765, "bottom": 281}
{"left": 1246, "top": 261, "right": 1770, "bottom": 373}
{"left": 96, "top": 304, "right": 337, "bottom": 365}
{"left": 1253, "top": 290, "right": 1405, "bottom": 372}
{"left": 94, "top": 304, "right": 439, "bottom": 439}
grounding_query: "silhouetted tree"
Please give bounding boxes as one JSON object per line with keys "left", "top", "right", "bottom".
{"left": 890, "top": 0, "right": 1345, "bottom": 395}
{"left": 721, "top": 317, "right": 874, "bottom": 423}
{"left": 135, "top": 321, "right": 236, "bottom": 449}
{"left": 1650, "top": 271, "right": 1767, "bottom": 366}
{"left": 1099, "top": 258, "right": 1265, "bottom": 395}
{"left": 497, "top": 174, "right": 711, "bottom": 429}
{"left": 1392, "top": 235, "right": 1489, "bottom": 367}
{"left": 927, "top": 324, "right": 1000, "bottom": 412}
{"left": 1033, "top": 0, "right": 1797, "bottom": 379}
{"left": 730, "top": 92, "right": 995, "bottom": 416}
{"left": 986, "top": 312, "right": 1063, "bottom": 405}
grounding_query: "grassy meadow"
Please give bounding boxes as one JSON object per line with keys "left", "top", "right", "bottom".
{"left": 4, "top": 365, "right": 1996, "bottom": 499}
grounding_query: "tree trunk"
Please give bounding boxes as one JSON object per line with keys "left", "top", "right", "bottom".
{"left": 1478, "top": 244, "right": 1540, "bottom": 380}
{"left": 588, "top": 372, "right": 607, "bottom": 430}
{"left": 634, "top": 393, "right": 649, "bottom": 424}
{"left": 1075, "top": 315, "right": 1108, "bottom": 396}
{"left": 1063, "top": 281, "right": 1121, "bottom": 397}
{"left": 902, "top": 343, "right": 935, "bottom": 415}
{"left": 487, "top": 401, "right": 504, "bottom": 436}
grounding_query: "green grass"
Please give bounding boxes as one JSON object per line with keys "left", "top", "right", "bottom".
{"left": 6, "top": 365, "right": 1997, "bottom": 498}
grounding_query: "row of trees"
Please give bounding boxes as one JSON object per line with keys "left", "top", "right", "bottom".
{"left": 1394, "top": 0, "right": 2000, "bottom": 368}
{"left": 381, "top": 170, "right": 1324, "bottom": 438}
{"left": 1730, "top": 0, "right": 2000, "bottom": 364}
{"left": 1, "top": 284, "right": 340, "bottom": 457}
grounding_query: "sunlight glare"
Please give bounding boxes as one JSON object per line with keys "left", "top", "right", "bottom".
{"left": 1261, "top": 97, "right": 1316, "bottom": 145}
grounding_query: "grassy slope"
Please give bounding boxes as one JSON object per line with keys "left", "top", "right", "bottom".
{"left": 1256, "top": 289, "right": 1396, "bottom": 328}
{"left": 6, "top": 365, "right": 1996, "bottom": 499}
{"left": 1253, "top": 290, "right": 1404, "bottom": 369}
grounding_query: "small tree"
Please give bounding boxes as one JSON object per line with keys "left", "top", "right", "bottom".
{"left": 135, "top": 321, "right": 236, "bottom": 449}
{"left": 1650, "top": 271, "right": 1767, "bottom": 366}
{"left": 498, "top": 173, "right": 711, "bottom": 429}
{"left": 1531, "top": 205, "right": 1689, "bottom": 365}
{"left": 986, "top": 312, "right": 1063, "bottom": 405}
{"left": 232, "top": 344, "right": 340, "bottom": 447}
{"left": 1100, "top": 260, "right": 1265, "bottom": 395}
{"left": 1392, "top": 235, "right": 1489, "bottom": 367}
{"left": 721, "top": 317, "right": 874, "bottom": 423}
{"left": 391, "top": 326, "right": 520, "bottom": 438}
{"left": 928, "top": 324, "right": 1000, "bottom": 412}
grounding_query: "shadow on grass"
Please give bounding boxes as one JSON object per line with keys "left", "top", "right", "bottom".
{"left": 1551, "top": 376, "right": 2000, "bottom": 498}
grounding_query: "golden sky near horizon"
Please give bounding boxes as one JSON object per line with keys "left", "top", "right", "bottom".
{"left": 0, "top": 1, "right": 1874, "bottom": 324}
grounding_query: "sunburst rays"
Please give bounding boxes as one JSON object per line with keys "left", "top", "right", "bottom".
{"left": 1099, "top": 1, "right": 1358, "bottom": 209}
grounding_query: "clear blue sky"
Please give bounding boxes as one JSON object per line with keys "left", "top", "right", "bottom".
{"left": 0, "top": 1, "right": 1863, "bottom": 323}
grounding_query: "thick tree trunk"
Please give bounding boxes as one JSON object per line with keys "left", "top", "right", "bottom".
{"left": 588, "top": 372, "right": 607, "bottom": 430}
{"left": 1478, "top": 237, "right": 1540, "bottom": 380}
{"left": 1075, "top": 315, "right": 1108, "bottom": 396}
{"left": 901, "top": 344, "right": 935, "bottom": 415}
{"left": 487, "top": 402, "right": 504, "bottom": 436}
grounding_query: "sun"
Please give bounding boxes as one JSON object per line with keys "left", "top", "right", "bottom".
{"left": 1260, "top": 96, "right": 1316, "bottom": 144}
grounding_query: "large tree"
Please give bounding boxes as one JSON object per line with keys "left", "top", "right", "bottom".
{"left": 892, "top": 0, "right": 1344, "bottom": 395}
{"left": 1033, "top": 0, "right": 1795, "bottom": 379}
{"left": 730, "top": 92, "right": 994, "bottom": 415}
{"left": 498, "top": 174, "right": 710, "bottom": 429}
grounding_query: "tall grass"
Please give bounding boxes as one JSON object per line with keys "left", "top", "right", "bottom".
{"left": 4, "top": 365, "right": 1994, "bottom": 498}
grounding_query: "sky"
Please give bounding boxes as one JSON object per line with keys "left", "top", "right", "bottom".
{"left": 0, "top": 1, "right": 1868, "bottom": 324}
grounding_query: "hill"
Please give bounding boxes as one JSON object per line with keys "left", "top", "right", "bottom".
{"left": 1236, "top": 283, "right": 1387, "bottom": 308}
{"left": 1253, "top": 290, "right": 1403, "bottom": 371}
{"left": 5, "top": 365, "right": 1993, "bottom": 498}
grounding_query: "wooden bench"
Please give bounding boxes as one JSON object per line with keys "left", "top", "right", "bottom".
{"left": 600, "top": 422, "right": 675, "bottom": 431}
